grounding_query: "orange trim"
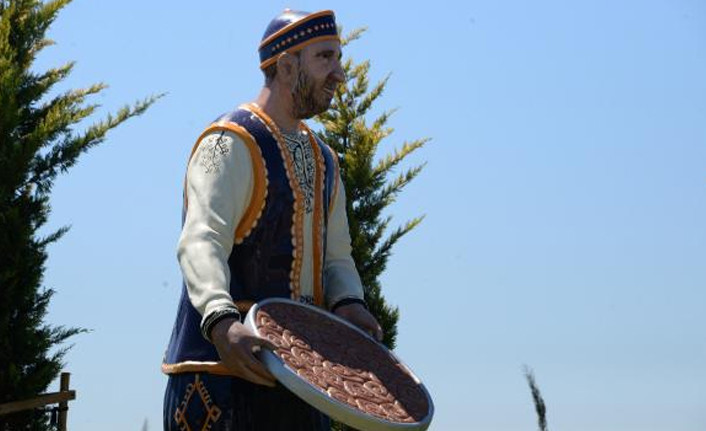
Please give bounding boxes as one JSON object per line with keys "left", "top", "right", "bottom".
{"left": 217, "top": 124, "right": 268, "bottom": 244}
{"left": 260, "top": 53, "right": 281, "bottom": 71}
{"left": 184, "top": 123, "right": 268, "bottom": 244}
{"left": 173, "top": 374, "right": 222, "bottom": 428}
{"left": 259, "top": 10, "right": 335, "bottom": 48}
{"left": 162, "top": 361, "right": 240, "bottom": 376}
{"left": 234, "top": 299, "right": 255, "bottom": 314}
{"left": 259, "top": 35, "right": 341, "bottom": 69}
{"left": 240, "top": 103, "right": 305, "bottom": 301}
{"left": 300, "top": 123, "right": 326, "bottom": 307}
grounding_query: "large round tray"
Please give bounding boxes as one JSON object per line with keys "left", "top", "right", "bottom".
{"left": 245, "top": 298, "right": 434, "bottom": 431}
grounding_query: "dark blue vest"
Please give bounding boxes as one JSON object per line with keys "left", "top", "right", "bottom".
{"left": 164, "top": 107, "right": 338, "bottom": 370}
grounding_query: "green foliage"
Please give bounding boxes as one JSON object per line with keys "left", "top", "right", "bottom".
{"left": 524, "top": 366, "right": 549, "bottom": 431}
{"left": 320, "top": 28, "right": 428, "bottom": 431}
{"left": 0, "top": 1, "right": 160, "bottom": 428}
{"left": 317, "top": 28, "right": 428, "bottom": 352}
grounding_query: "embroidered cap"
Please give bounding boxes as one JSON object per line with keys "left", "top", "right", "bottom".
{"left": 259, "top": 9, "right": 339, "bottom": 70}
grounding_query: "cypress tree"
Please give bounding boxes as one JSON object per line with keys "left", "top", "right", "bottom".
{"left": 316, "top": 28, "right": 428, "bottom": 350}
{"left": 0, "top": 1, "right": 159, "bottom": 429}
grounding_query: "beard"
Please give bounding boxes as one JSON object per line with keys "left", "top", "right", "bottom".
{"left": 291, "top": 67, "right": 334, "bottom": 120}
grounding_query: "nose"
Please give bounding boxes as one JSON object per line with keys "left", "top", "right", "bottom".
{"left": 331, "top": 60, "right": 345, "bottom": 83}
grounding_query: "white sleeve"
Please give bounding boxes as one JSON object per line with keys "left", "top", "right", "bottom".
{"left": 324, "top": 176, "right": 365, "bottom": 309}
{"left": 177, "top": 130, "right": 253, "bottom": 321}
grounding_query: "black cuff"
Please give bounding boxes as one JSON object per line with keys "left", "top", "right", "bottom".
{"left": 201, "top": 306, "right": 241, "bottom": 342}
{"left": 331, "top": 297, "right": 367, "bottom": 313}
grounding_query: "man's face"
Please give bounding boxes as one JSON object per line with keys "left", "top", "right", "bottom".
{"left": 291, "top": 40, "right": 345, "bottom": 119}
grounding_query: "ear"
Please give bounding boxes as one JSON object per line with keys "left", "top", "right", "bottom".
{"left": 275, "top": 52, "right": 299, "bottom": 85}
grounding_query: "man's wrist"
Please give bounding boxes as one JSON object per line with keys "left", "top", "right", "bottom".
{"left": 201, "top": 306, "right": 241, "bottom": 342}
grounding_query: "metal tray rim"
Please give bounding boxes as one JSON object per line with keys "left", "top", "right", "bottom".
{"left": 245, "top": 298, "right": 434, "bottom": 431}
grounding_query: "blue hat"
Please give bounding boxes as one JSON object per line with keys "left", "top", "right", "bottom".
{"left": 259, "top": 9, "right": 339, "bottom": 70}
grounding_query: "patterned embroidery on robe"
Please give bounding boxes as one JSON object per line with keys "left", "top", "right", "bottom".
{"left": 174, "top": 374, "right": 222, "bottom": 431}
{"left": 199, "top": 132, "right": 231, "bottom": 174}
{"left": 282, "top": 131, "right": 315, "bottom": 214}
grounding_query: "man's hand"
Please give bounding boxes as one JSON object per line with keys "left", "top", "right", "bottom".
{"left": 334, "top": 303, "right": 384, "bottom": 341}
{"left": 211, "top": 317, "right": 277, "bottom": 387}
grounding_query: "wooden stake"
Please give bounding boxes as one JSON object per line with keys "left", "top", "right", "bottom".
{"left": 58, "top": 373, "right": 70, "bottom": 431}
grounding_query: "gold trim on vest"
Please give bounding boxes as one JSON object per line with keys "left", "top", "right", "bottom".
{"left": 300, "top": 122, "right": 326, "bottom": 307}
{"left": 241, "top": 103, "right": 305, "bottom": 301}
{"left": 184, "top": 123, "right": 268, "bottom": 244}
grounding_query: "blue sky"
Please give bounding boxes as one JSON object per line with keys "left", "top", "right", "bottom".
{"left": 36, "top": 0, "right": 705, "bottom": 430}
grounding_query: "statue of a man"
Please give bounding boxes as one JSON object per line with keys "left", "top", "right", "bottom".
{"left": 162, "top": 9, "right": 382, "bottom": 430}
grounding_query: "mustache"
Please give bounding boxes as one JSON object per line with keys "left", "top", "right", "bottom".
{"left": 324, "top": 77, "right": 340, "bottom": 90}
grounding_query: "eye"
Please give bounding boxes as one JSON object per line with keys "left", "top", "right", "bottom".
{"left": 317, "top": 50, "right": 336, "bottom": 60}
